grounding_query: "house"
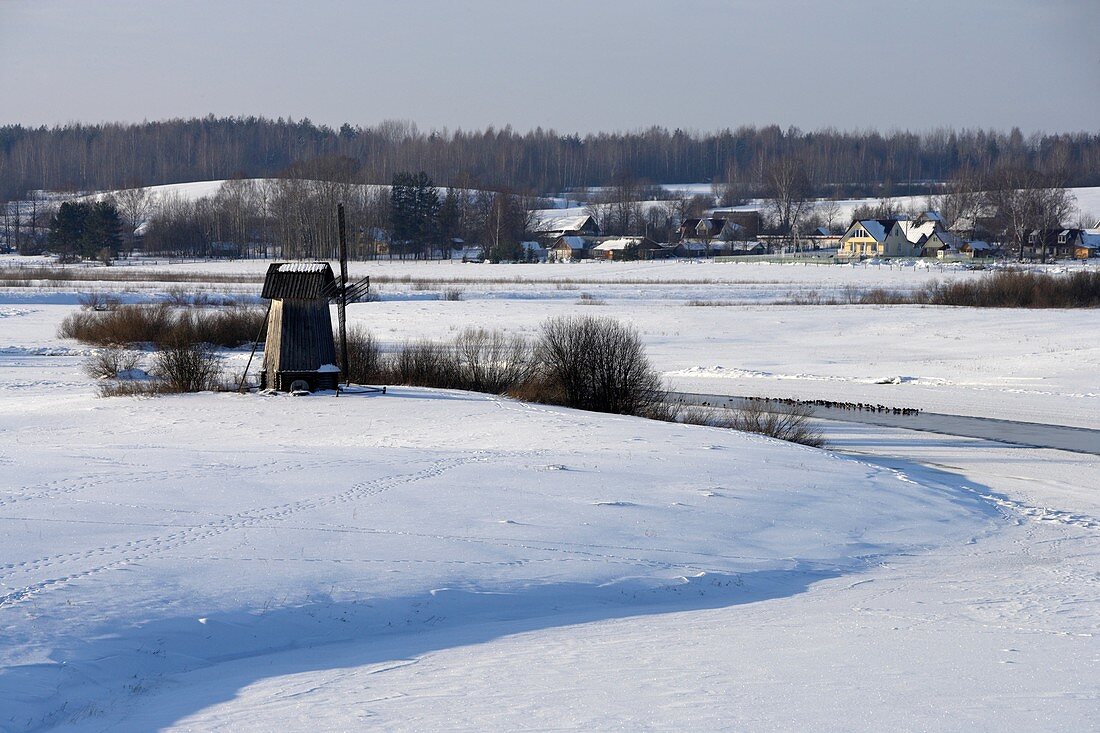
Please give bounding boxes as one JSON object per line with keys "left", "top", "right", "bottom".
{"left": 725, "top": 241, "right": 766, "bottom": 256}
{"left": 674, "top": 240, "right": 708, "bottom": 257}
{"left": 839, "top": 214, "right": 949, "bottom": 259}
{"left": 519, "top": 240, "right": 547, "bottom": 262}
{"left": 959, "top": 240, "right": 998, "bottom": 258}
{"left": 548, "top": 235, "right": 593, "bottom": 262}
{"left": 705, "top": 209, "right": 763, "bottom": 239}
{"left": 1022, "top": 229, "right": 1082, "bottom": 261}
{"left": 530, "top": 211, "right": 599, "bottom": 240}
{"left": 949, "top": 211, "right": 999, "bottom": 242}
{"left": 590, "top": 236, "right": 671, "bottom": 261}
{"left": 839, "top": 219, "right": 912, "bottom": 258}
{"left": 921, "top": 229, "right": 964, "bottom": 258}
{"left": 1076, "top": 230, "right": 1100, "bottom": 259}
{"left": 804, "top": 226, "right": 841, "bottom": 250}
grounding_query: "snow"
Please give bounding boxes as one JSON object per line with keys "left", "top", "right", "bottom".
{"left": 276, "top": 262, "right": 329, "bottom": 273}
{"left": 1, "top": 260, "right": 1098, "bottom": 731}
{"left": 591, "top": 237, "right": 643, "bottom": 251}
{"left": 856, "top": 219, "right": 888, "bottom": 241}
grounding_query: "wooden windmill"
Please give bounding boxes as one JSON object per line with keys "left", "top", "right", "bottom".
{"left": 252, "top": 205, "right": 372, "bottom": 393}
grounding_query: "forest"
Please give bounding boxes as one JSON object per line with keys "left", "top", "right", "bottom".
{"left": 2, "top": 117, "right": 1099, "bottom": 201}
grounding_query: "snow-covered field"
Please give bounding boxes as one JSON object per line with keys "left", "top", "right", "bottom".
{"left": 1, "top": 260, "right": 1098, "bottom": 731}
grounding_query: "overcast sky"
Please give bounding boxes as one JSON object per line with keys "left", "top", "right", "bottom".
{"left": 2, "top": 0, "right": 1097, "bottom": 134}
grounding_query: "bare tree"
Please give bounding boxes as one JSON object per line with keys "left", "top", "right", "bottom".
{"left": 114, "top": 185, "right": 151, "bottom": 257}
{"left": 930, "top": 167, "right": 986, "bottom": 228}
{"left": 988, "top": 167, "right": 1074, "bottom": 261}
{"left": 763, "top": 158, "right": 813, "bottom": 250}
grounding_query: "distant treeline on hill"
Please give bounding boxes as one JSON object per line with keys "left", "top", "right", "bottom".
{"left": 2, "top": 117, "right": 1099, "bottom": 200}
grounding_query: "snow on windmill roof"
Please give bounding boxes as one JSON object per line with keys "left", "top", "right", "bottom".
{"left": 262, "top": 262, "right": 336, "bottom": 299}
{"left": 278, "top": 262, "right": 330, "bottom": 273}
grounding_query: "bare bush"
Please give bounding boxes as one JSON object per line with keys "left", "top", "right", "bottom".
{"left": 454, "top": 328, "right": 532, "bottom": 393}
{"left": 96, "top": 380, "right": 164, "bottom": 398}
{"left": 153, "top": 340, "right": 223, "bottom": 392}
{"left": 577, "top": 292, "right": 606, "bottom": 305}
{"left": 441, "top": 287, "right": 464, "bottom": 301}
{"left": 727, "top": 402, "right": 825, "bottom": 447}
{"left": 339, "top": 326, "right": 385, "bottom": 384}
{"left": 676, "top": 402, "right": 825, "bottom": 447}
{"left": 83, "top": 346, "right": 141, "bottom": 379}
{"left": 59, "top": 304, "right": 264, "bottom": 347}
{"left": 534, "top": 316, "right": 666, "bottom": 416}
{"left": 78, "top": 291, "right": 121, "bottom": 311}
{"left": 391, "top": 340, "right": 458, "bottom": 388}
{"left": 59, "top": 304, "right": 173, "bottom": 345}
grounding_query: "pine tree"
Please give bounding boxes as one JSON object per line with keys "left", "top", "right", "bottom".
{"left": 47, "top": 201, "right": 89, "bottom": 261}
{"left": 81, "top": 201, "right": 122, "bottom": 259}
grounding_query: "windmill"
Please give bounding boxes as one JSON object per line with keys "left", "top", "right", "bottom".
{"left": 239, "top": 204, "right": 375, "bottom": 394}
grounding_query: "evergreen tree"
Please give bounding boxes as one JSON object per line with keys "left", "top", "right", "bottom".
{"left": 47, "top": 201, "right": 89, "bottom": 261}
{"left": 437, "top": 187, "right": 461, "bottom": 255}
{"left": 390, "top": 171, "right": 440, "bottom": 259}
{"left": 81, "top": 201, "right": 122, "bottom": 259}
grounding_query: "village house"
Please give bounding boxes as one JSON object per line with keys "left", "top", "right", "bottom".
{"left": 839, "top": 213, "right": 947, "bottom": 259}
{"left": 530, "top": 211, "right": 599, "bottom": 242}
{"left": 1022, "top": 229, "right": 1084, "bottom": 261}
{"left": 590, "top": 236, "right": 671, "bottom": 261}
{"left": 547, "top": 235, "right": 594, "bottom": 262}
{"left": 704, "top": 209, "right": 763, "bottom": 239}
{"left": 1073, "top": 229, "right": 1100, "bottom": 259}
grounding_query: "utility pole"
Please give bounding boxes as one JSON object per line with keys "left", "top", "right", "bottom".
{"left": 337, "top": 203, "right": 349, "bottom": 387}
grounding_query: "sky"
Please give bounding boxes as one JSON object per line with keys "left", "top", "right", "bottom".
{"left": 1, "top": 0, "right": 1098, "bottom": 135}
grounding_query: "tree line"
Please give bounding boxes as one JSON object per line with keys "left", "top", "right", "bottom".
{"left": 3, "top": 117, "right": 1099, "bottom": 202}
{"left": 11, "top": 172, "right": 538, "bottom": 261}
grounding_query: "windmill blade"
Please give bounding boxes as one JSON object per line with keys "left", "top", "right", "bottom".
{"left": 344, "top": 277, "right": 372, "bottom": 303}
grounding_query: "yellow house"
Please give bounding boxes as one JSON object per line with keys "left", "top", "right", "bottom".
{"left": 839, "top": 217, "right": 936, "bottom": 259}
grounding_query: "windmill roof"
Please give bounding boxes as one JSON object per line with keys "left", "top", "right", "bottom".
{"left": 262, "top": 262, "right": 336, "bottom": 299}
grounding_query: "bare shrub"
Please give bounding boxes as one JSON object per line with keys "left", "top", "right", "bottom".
{"left": 685, "top": 299, "right": 733, "bottom": 307}
{"left": 726, "top": 401, "right": 825, "bottom": 447}
{"left": 339, "top": 326, "right": 385, "bottom": 384}
{"left": 97, "top": 380, "right": 164, "bottom": 398}
{"left": 391, "top": 340, "right": 458, "bottom": 388}
{"left": 441, "top": 287, "right": 464, "bottom": 301}
{"left": 164, "top": 286, "right": 192, "bottom": 306}
{"left": 78, "top": 291, "right": 121, "bottom": 311}
{"left": 83, "top": 346, "right": 141, "bottom": 379}
{"left": 454, "top": 328, "right": 532, "bottom": 393}
{"left": 203, "top": 306, "right": 267, "bottom": 347}
{"left": 152, "top": 339, "right": 223, "bottom": 392}
{"left": 59, "top": 304, "right": 173, "bottom": 345}
{"left": 534, "top": 315, "right": 666, "bottom": 416}
{"left": 577, "top": 292, "right": 606, "bottom": 305}
{"left": 58, "top": 304, "right": 263, "bottom": 347}
{"left": 923, "top": 270, "right": 1100, "bottom": 308}
{"left": 675, "top": 402, "right": 825, "bottom": 447}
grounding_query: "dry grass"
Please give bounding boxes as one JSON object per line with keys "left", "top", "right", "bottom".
{"left": 59, "top": 304, "right": 265, "bottom": 347}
